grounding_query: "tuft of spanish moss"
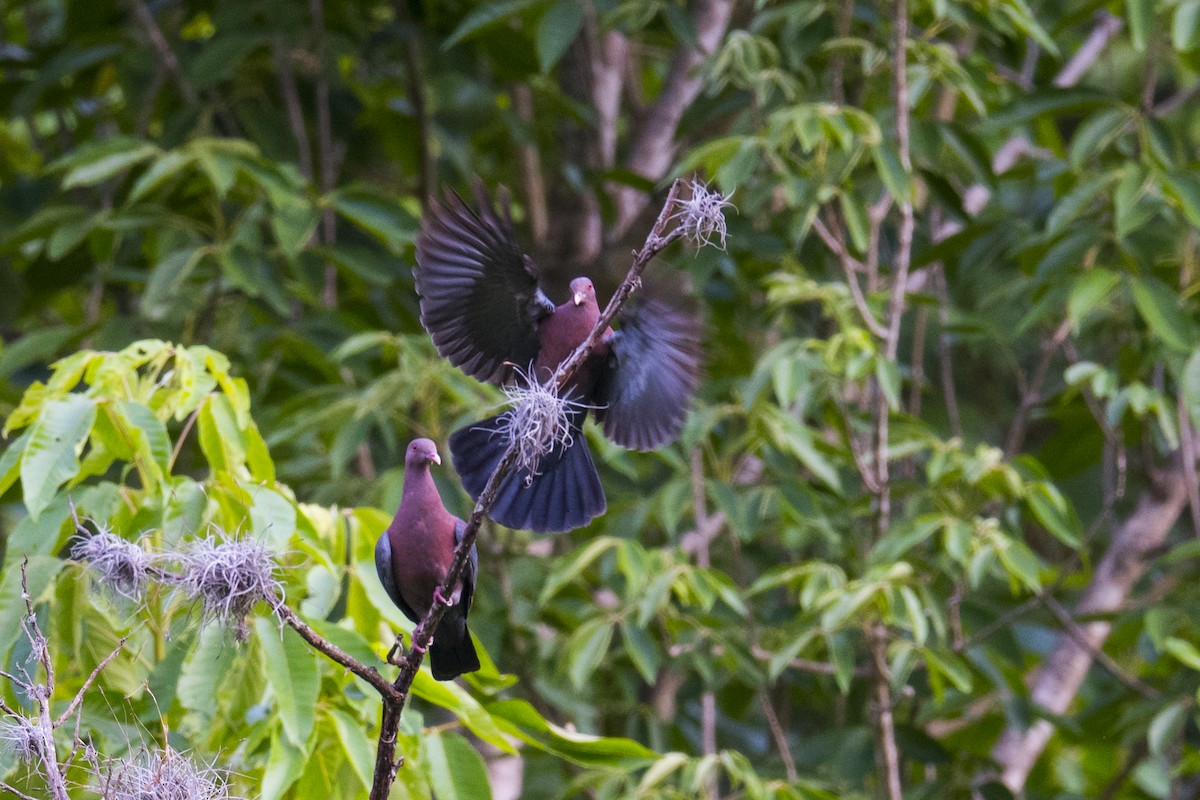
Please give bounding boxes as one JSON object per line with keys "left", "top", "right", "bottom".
{"left": 489, "top": 366, "right": 591, "bottom": 485}
{"left": 673, "top": 179, "right": 735, "bottom": 250}
{"left": 0, "top": 716, "right": 40, "bottom": 764}
{"left": 98, "top": 747, "right": 245, "bottom": 800}
{"left": 171, "top": 536, "right": 282, "bottom": 641}
{"left": 71, "top": 527, "right": 152, "bottom": 603}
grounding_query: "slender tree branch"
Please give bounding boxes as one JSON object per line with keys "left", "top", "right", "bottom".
{"left": 395, "top": 2, "right": 435, "bottom": 209}
{"left": 368, "top": 180, "right": 690, "bottom": 799}
{"left": 1053, "top": 11, "right": 1123, "bottom": 88}
{"left": 125, "top": 0, "right": 199, "bottom": 107}
{"left": 53, "top": 636, "right": 129, "bottom": 729}
{"left": 1038, "top": 593, "right": 1159, "bottom": 700}
{"left": 310, "top": 0, "right": 339, "bottom": 309}
{"left": 270, "top": 37, "right": 314, "bottom": 181}
{"left": 870, "top": 628, "right": 903, "bottom": 800}
{"left": 1004, "top": 319, "right": 1071, "bottom": 457}
{"left": 992, "top": 463, "right": 1193, "bottom": 791}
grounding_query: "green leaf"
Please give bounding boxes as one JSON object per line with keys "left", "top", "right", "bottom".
{"left": 0, "top": 557, "right": 62, "bottom": 666}
{"left": 329, "top": 710, "right": 374, "bottom": 791}
{"left": 0, "top": 432, "right": 30, "bottom": 499}
{"left": 1026, "top": 482, "right": 1083, "bottom": 548}
{"left": 142, "top": 250, "right": 204, "bottom": 321}
{"left": 1174, "top": 1, "right": 1200, "bottom": 51}
{"left": 197, "top": 393, "right": 247, "bottom": 472}
{"left": 20, "top": 395, "right": 97, "bottom": 521}
{"left": 1163, "top": 171, "right": 1200, "bottom": 228}
{"left": 620, "top": 620, "right": 661, "bottom": 684}
{"left": 1068, "top": 269, "right": 1120, "bottom": 329}
{"left": 1128, "top": 0, "right": 1155, "bottom": 51}
{"left": 330, "top": 188, "right": 419, "bottom": 252}
{"left": 59, "top": 139, "right": 158, "bottom": 188}
{"left": 486, "top": 698, "right": 658, "bottom": 768}
{"left": 872, "top": 145, "right": 911, "bottom": 203}
{"left": 410, "top": 669, "right": 517, "bottom": 753}
{"left": 1130, "top": 276, "right": 1193, "bottom": 352}
{"left": 128, "top": 150, "right": 194, "bottom": 202}
{"left": 539, "top": 537, "right": 621, "bottom": 604}
{"left": 422, "top": 732, "right": 493, "bottom": 800}
{"left": 444, "top": 0, "right": 551, "bottom": 48}
{"left": 1165, "top": 637, "right": 1200, "bottom": 670}
{"left": 261, "top": 730, "right": 308, "bottom": 800}
{"left": 537, "top": 0, "right": 583, "bottom": 72}
{"left": 255, "top": 618, "right": 320, "bottom": 747}
{"left": 1181, "top": 349, "right": 1200, "bottom": 431}
{"left": 1149, "top": 702, "right": 1187, "bottom": 757}
{"left": 567, "top": 618, "right": 614, "bottom": 690}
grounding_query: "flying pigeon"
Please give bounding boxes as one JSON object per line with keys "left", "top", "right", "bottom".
{"left": 414, "top": 183, "right": 701, "bottom": 532}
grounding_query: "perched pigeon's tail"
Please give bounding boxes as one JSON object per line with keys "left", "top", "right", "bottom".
{"left": 449, "top": 413, "right": 606, "bottom": 533}
{"left": 429, "top": 607, "right": 480, "bottom": 681}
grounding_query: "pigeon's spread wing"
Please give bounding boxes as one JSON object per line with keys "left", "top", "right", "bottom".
{"left": 593, "top": 298, "right": 702, "bottom": 451}
{"left": 374, "top": 534, "right": 420, "bottom": 625}
{"left": 415, "top": 182, "right": 556, "bottom": 384}
{"left": 452, "top": 519, "right": 477, "bottom": 612}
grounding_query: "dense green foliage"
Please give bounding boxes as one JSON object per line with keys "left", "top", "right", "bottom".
{"left": 4, "top": 0, "right": 1200, "bottom": 798}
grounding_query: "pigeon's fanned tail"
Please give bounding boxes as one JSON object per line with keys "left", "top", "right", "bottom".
{"left": 449, "top": 414, "right": 606, "bottom": 533}
{"left": 429, "top": 608, "right": 480, "bottom": 681}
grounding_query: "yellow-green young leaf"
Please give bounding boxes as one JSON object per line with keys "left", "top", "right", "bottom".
{"left": 537, "top": 0, "right": 583, "bottom": 72}
{"left": 255, "top": 618, "right": 320, "bottom": 747}
{"left": 329, "top": 709, "right": 374, "bottom": 791}
{"left": 1130, "top": 276, "right": 1194, "bottom": 353}
{"left": 567, "top": 618, "right": 614, "bottom": 690}
{"left": 246, "top": 484, "right": 296, "bottom": 553}
{"left": 197, "top": 393, "right": 247, "bottom": 472}
{"left": 1067, "top": 269, "right": 1120, "bottom": 329}
{"left": 0, "top": 431, "right": 30, "bottom": 498}
{"left": 421, "top": 732, "right": 492, "bottom": 800}
{"left": 21, "top": 394, "right": 97, "bottom": 520}
{"left": 639, "top": 752, "right": 690, "bottom": 792}
{"left": 1165, "top": 637, "right": 1200, "bottom": 671}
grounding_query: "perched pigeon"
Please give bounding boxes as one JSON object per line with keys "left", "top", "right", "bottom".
{"left": 375, "top": 438, "right": 480, "bottom": 681}
{"left": 414, "top": 183, "right": 702, "bottom": 533}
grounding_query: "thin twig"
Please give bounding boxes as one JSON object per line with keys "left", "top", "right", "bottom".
{"left": 759, "top": 692, "right": 799, "bottom": 783}
{"left": 53, "top": 637, "right": 128, "bottom": 728}
{"left": 1039, "top": 593, "right": 1159, "bottom": 699}
{"left": 271, "top": 36, "right": 314, "bottom": 181}
{"left": 813, "top": 215, "right": 887, "bottom": 338}
{"left": 870, "top": 627, "right": 903, "bottom": 800}
{"left": 125, "top": 0, "right": 199, "bottom": 106}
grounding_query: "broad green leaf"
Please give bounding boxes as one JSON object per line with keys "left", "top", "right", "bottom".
{"left": 128, "top": 149, "right": 194, "bottom": 202}
{"left": 1026, "top": 482, "right": 1082, "bottom": 548}
{"left": 329, "top": 709, "right": 374, "bottom": 791}
{"left": 567, "top": 618, "right": 614, "bottom": 690}
{"left": 538, "top": 536, "right": 621, "bottom": 604}
{"left": 421, "top": 732, "right": 492, "bottom": 800}
{"left": 1163, "top": 171, "right": 1200, "bottom": 228}
{"left": 1130, "top": 276, "right": 1193, "bottom": 352}
{"left": 1174, "top": 1, "right": 1200, "bottom": 51}
{"left": 620, "top": 620, "right": 661, "bottom": 684}
{"left": 410, "top": 669, "right": 517, "bottom": 753}
{"left": 486, "top": 698, "right": 658, "bottom": 767}
{"left": 197, "top": 393, "right": 247, "bottom": 472}
{"left": 256, "top": 618, "right": 320, "bottom": 747}
{"left": 59, "top": 139, "right": 158, "bottom": 188}
{"left": 21, "top": 394, "right": 97, "bottom": 520}
{"left": 444, "top": 0, "right": 551, "bottom": 48}
{"left": 331, "top": 187, "right": 419, "bottom": 251}
{"left": 1149, "top": 702, "right": 1187, "bottom": 756}
{"left": 261, "top": 730, "right": 307, "bottom": 800}
{"left": 1165, "top": 637, "right": 1200, "bottom": 670}
{"left": 1068, "top": 269, "right": 1120, "bottom": 329}
{"left": 537, "top": 0, "right": 584, "bottom": 72}
{"left": 1127, "top": 0, "right": 1154, "bottom": 51}
{"left": 1181, "top": 349, "right": 1200, "bottom": 431}
{"left": 0, "top": 556, "right": 63, "bottom": 666}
